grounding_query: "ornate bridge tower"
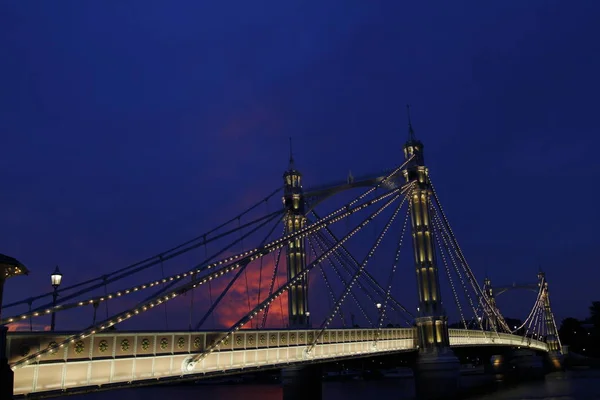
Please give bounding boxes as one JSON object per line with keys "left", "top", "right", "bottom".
{"left": 283, "top": 145, "right": 310, "bottom": 329}
{"left": 538, "top": 272, "right": 562, "bottom": 355}
{"left": 402, "top": 106, "right": 459, "bottom": 399}
{"left": 483, "top": 277, "right": 498, "bottom": 331}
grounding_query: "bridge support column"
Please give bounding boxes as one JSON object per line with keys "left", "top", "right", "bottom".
{"left": 508, "top": 349, "right": 544, "bottom": 380}
{"left": 414, "top": 351, "right": 460, "bottom": 400}
{"left": 0, "top": 326, "right": 14, "bottom": 400}
{"left": 484, "top": 354, "right": 506, "bottom": 374}
{"left": 404, "top": 110, "right": 460, "bottom": 399}
{"left": 283, "top": 151, "right": 309, "bottom": 329}
{"left": 281, "top": 365, "right": 321, "bottom": 400}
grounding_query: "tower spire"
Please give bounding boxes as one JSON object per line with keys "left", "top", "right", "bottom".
{"left": 407, "top": 104, "right": 416, "bottom": 142}
{"left": 288, "top": 137, "right": 295, "bottom": 169}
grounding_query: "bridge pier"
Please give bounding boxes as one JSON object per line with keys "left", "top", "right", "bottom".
{"left": 414, "top": 350, "right": 460, "bottom": 400}
{"left": 545, "top": 351, "right": 564, "bottom": 372}
{"left": 0, "top": 326, "right": 14, "bottom": 400}
{"left": 281, "top": 364, "right": 321, "bottom": 400}
{"left": 484, "top": 354, "right": 506, "bottom": 374}
{"left": 508, "top": 349, "right": 544, "bottom": 380}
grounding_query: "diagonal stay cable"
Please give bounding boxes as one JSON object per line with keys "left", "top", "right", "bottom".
{"left": 195, "top": 213, "right": 284, "bottom": 329}
{"left": 376, "top": 189, "right": 413, "bottom": 340}
{"left": 310, "top": 234, "right": 372, "bottom": 327}
{"left": 429, "top": 177, "right": 511, "bottom": 333}
{"left": 316, "top": 229, "right": 413, "bottom": 325}
{"left": 14, "top": 208, "right": 284, "bottom": 318}
{"left": 1, "top": 210, "right": 285, "bottom": 325}
{"left": 307, "top": 236, "right": 348, "bottom": 326}
{"left": 184, "top": 188, "right": 402, "bottom": 368}
{"left": 431, "top": 204, "right": 483, "bottom": 332}
{"left": 307, "top": 190, "right": 409, "bottom": 354}
{"left": 11, "top": 186, "right": 404, "bottom": 367}
{"left": 5, "top": 187, "right": 284, "bottom": 309}
{"left": 315, "top": 223, "right": 414, "bottom": 321}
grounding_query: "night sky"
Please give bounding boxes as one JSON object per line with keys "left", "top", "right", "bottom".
{"left": 1, "top": 1, "right": 599, "bottom": 332}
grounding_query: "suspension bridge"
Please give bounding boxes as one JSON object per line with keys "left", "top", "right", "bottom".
{"left": 0, "top": 109, "right": 562, "bottom": 399}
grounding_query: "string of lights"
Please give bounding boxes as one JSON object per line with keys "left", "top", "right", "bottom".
{"left": 376, "top": 188, "right": 413, "bottom": 337}
{"left": 511, "top": 276, "right": 545, "bottom": 333}
{"left": 11, "top": 187, "right": 405, "bottom": 367}
{"left": 307, "top": 236, "right": 350, "bottom": 326}
{"left": 5, "top": 183, "right": 406, "bottom": 327}
{"left": 315, "top": 231, "right": 411, "bottom": 326}
{"left": 2, "top": 211, "right": 282, "bottom": 326}
{"left": 185, "top": 190, "right": 403, "bottom": 368}
{"left": 307, "top": 190, "right": 409, "bottom": 354}
{"left": 260, "top": 231, "right": 284, "bottom": 329}
{"left": 194, "top": 214, "right": 285, "bottom": 330}
{"left": 4, "top": 187, "right": 285, "bottom": 310}
{"left": 429, "top": 178, "right": 511, "bottom": 333}
{"left": 431, "top": 205, "right": 483, "bottom": 332}
{"left": 309, "top": 234, "right": 373, "bottom": 327}
{"left": 315, "top": 223, "right": 415, "bottom": 321}
{"left": 431, "top": 204, "right": 467, "bottom": 330}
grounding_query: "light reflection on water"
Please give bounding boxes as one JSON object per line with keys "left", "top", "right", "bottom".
{"left": 64, "top": 370, "right": 600, "bottom": 400}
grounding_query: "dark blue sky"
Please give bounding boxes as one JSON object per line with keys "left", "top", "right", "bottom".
{"left": 1, "top": 1, "right": 599, "bottom": 331}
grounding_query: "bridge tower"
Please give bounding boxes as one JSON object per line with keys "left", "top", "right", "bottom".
{"left": 538, "top": 272, "right": 562, "bottom": 356}
{"left": 483, "top": 277, "right": 498, "bottom": 331}
{"left": 283, "top": 142, "right": 310, "bottom": 329}
{"left": 403, "top": 106, "right": 460, "bottom": 399}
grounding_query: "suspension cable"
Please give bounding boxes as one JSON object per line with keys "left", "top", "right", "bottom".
{"left": 377, "top": 190, "right": 413, "bottom": 337}
{"left": 194, "top": 213, "right": 283, "bottom": 330}
{"left": 12, "top": 186, "right": 404, "bottom": 367}
{"left": 308, "top": 190, "right": 408, "bottom": 353}
{"left": 431, "top": 205, "right": 482, "bottom": 331}
{"left": 315, "top": 227, "right": 414, "bottom": 322}
{"left": 431, "top": 204, "right": 467, "bottom": 330}
{"left": 429, "top": 177, "right": 510, "bottom": 332}
{"left": 186, "top": 187, "right": 402, "bottom": 366}
{"left": 160, "top": 256, "right": 169, "bottom": 330}
{"left": 2, "top": 210, "right": 284, "bottom": 326}
{"left": 4, "top": 187, "right": 284, "bottom": 310}
{"left": 310, "top": 234, "right": 371, "bottom": 327}
{"left": 143, "top": 209, "right": 286, "bottom": 303}
{"left": 13, "top": 208, "right": 285, "bottom": 319}
{"left": 307, "top": 236, "right": 345, "bottom": 326}
{"left": 261, "top": 236, "right": 283, "bottom": 329}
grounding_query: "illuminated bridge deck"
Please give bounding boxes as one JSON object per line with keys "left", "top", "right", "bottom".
{"left": 8, "top": 328, "right": 547, "bottom": 397}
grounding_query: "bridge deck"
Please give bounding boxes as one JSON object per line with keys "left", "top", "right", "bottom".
{"left": 8, "top": 328, "right": 547, "bottom": 397}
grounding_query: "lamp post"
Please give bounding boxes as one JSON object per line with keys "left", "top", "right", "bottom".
{"left": 50, "top": 266, "right": 62, "bottom": 332}
{"left": 0, "top": 253, "right": 29, "bottom": 400}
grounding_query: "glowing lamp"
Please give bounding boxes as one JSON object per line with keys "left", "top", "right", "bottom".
{"left": 51, "top": 266, "right": 62, "bottom": 288}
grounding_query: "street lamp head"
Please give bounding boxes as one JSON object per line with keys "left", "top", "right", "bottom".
{"left": 51, "top": 266, "right": 63, "bottom": 288}
{"left": 0, "top": 253, "right": 29, "bottom": 280}
{"left": 305, "top": 312, "right": 310, "bottom": 317}
{"left": 376, "top": 303, "right": 382, "bottom": 309}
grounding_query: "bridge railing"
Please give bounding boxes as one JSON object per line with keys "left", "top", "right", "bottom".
{"left": 448, "top": 329, "right": 548, "bottom": 352}
{"left": 9, "top": 328, "right": 417, "bottom": 396}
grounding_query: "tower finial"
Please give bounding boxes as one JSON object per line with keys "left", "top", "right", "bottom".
{"left": 407, "top": 104, "right": 416, "bottom": 141}
{"left": 288, "top": 137, "right": 295, "bottom": 169}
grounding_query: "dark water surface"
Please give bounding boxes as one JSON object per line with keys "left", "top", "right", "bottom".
{"left": 63, "top": 370, "right": 600, "bottom": 400}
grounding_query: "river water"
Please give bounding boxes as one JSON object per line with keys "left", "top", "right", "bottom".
{"left": 64, "top": 369, "right": 600, "bottom": 400}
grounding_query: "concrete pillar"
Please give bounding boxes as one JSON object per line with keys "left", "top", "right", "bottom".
{"left": 0, "top": 326, "right": 14, "bottom": 400}
{"left": 281, "top": 365, "right": 321, "bottom": 400}
{"left": 484, "top": 354, "right": 505, "bottom": 374}
{"left": 414, "top": 350, "right": 460, "bottom": 400}
{"left": 283, "top": 153, "right": 309, "bottom": 329}
{"left": 509, "top": 349, "right": 544, "bottom": 380}
{"left": 404, "top": 108, "right": 461, "bottom": 399}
